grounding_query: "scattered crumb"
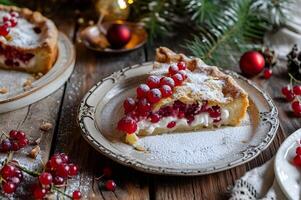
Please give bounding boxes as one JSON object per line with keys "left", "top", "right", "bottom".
{"left": 40, "top": 122, "right": 53, "bottom": 131}
{"left": 33, "top": 72, "right": 44, "bottom": 80}
{"left": 34, "top": 137, "right": 41, "bottom": 145}
{"left": 23, "top": 77, "right": 34, "bottom": 91}
{"left": 88, "top": 20, "right": 94, "bottom": 26}
{"left": 0, "top": 87, "right": 8, "bottom": 94}
{"left": 241, "top": 140, "right": 247, "bottom": 144}
{"left": 28, "top": 145, "right": 40, "bottom": 159}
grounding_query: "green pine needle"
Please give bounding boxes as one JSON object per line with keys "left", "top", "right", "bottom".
{"left": 0, "top": 0, "right": 14, "bottom": 5}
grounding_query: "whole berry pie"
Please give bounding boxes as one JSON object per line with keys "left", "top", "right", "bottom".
{"left": 117, "top": 47, "right": 249, "bottom": 147}
{"left": 0, "top": 5, "right": 58, "bottom": 74}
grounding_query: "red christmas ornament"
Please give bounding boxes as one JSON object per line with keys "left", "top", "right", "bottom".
{"left": 239, "top": 51, "right": 265, "bottom": 77}
{"left": 106, "top": 24, "right": 132, "bottom": 49}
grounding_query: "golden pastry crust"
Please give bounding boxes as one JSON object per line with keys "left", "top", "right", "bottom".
{"left": 0, "top": 5, "right": 58, "bottom": 74}
{"left": 153, "top": 47, "right": 249, "bottom": 126}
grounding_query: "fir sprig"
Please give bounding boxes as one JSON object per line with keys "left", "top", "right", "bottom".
{"left": 185, "top": 0, "right": 269, "bottom": 65}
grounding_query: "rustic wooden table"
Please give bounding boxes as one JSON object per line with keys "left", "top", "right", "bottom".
{"left": 0, "top": 6, "right": 296, "bottom": 200}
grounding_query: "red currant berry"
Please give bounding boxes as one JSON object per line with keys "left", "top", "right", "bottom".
{"left": 137, "top": 98, "right": 151, "bottom": 114}
{"left": 11, "top": 142, "right": 20, "bottom": 151}
{"left": 137, "top": 84, "right": 150, "bottom": 98}
{"left": 160, "top": 85, "right": 173, "bottom": 98}
{"left": 33, "top": 186, "right": 47, "bottom": 199}
{"left": 68, "top": 163, "right": 78, "bottom": 176}
{"left": 117, "top": 116, "right": 137, "bottom": 134}
{"left": 293, "top": 155, "right": 301, "bottom": 166}
{"left": 18, "top": 138, "right": 28, "bottom": 148}
{"left": 263, "top": 68, "right": 272, "bottom": 79}
{"left": 160, "top": 76, "right": 175, "bottom": 88}
{"left": 60, "top": 153, "right": 69, "bottom": 163}
{"left": 4, "top": 21, "right": 12, "bottom": 28}
{"left": 178, "top": 111, "right": 185, "bottom": 119}
{"left": 9, "top": 18, "right": 17, "bottom": 27}
{"left": 296, "top": 146, "right": 301, "bottom": 155}
{"left": 50, "top": 155, "right": 63, "bottom": 169}
{"left": 149, "top": 113, "right": 160, "bottom": 123}
{"left": 9, "top": 130, "right": 18, "bottom": 139}
{"left": 39, "top": 172, "right": 53, "bottom": 186}
{"left": 2, "top": 182, "right": 16, "bottom": 194}
{"left": 2, "top": 15, "right": 10, "bottom": 22}
{"left": 293, "top": 85, "right": 301, "bottom": 95}
{"left": 72, "top": 190, "right": 82, "bottom": 200}
{"left": 168, "top": 65, "right": 179, "bottom": 76}
{"left": 10, "top": 11, "right": 19, "bottom": 18}
{"left": 177, "top": 61, "right": 187, "bottom": 70}
{"left": 146, "top": 75, "right": 160, "bottom": 88}
{"left": 178, "top": 70, "right": 187, "bottom": 80}
{"left": 105, "top": 180, "right": 116, "bottom": 191}
{"left": 16, "top": 131, "right": 26, "bottom": 140}
{"left": 172, "top": 74, "right": 184, "bottom": 86}
{"left": 147, "top": 88, "right": 162, "bottom": 103}
{"left": 292, "top": 101, "right": 301, "bottom": 115}
{"left": 1, "top": 139, "right": 12, "bottom": 152}
{"left": 167, "top": 121, "right": 176, "bottom": 128}
{"left": 13, "top": 169, "right": 23, "bottom": 180}
{"left": 208, "top": 106, "right": 221, "bottom": 118}
{"left": 282, "top": 86, "right": 291, "bottom": 96}
{"left": 102, "top": 166, "right": 112, "bottom": 177}
{"left": 0, "top": 25, "right": 10, "bottom": 36}
{"left": 286, "top": 91, "right": 296, "bottom": 102}
{"left": 123, "top": 97, "right": 136, "bottom": 114}
{"left": 1, "top": 165, "right": 15, "bottom": 179}
{"left": 53, "top": 176, "right": 65, "bottom": 185}
{"left": 56, "top": 164, "right": 70, "bottom": 178}
{"left": 8, "top": 177, "right": 20, "bottom": 185}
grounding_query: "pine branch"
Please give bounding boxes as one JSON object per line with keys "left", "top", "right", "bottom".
{"left": 184, "top": 0, "right": 272, "bottom": 66}
{"left": 0, "top": 0, "right": 14, "bottom": 5}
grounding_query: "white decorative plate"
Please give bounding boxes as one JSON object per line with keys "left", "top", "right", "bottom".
{"left": 275, "top": 128, "right": 301, "bottom": 199}
{"left": 78, "top": 62, "right": 279, "bottom": 176}
{"left": 0, "top": 32, "right": 75, "bottom": 113}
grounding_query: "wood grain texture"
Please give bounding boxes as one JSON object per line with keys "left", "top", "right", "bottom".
{"left": 51, "top": 22, "right": 150, "bottom": 198}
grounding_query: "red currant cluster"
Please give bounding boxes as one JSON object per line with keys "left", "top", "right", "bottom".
{"left": 33, "top": 153, "right": 80, "bottom": 199}
{"left": 0, "top": 164, "right": 23, "bottom": 194}
{"left": 118, "top": 61, "right": 188, "bottom": 134}
{"left": 281, "top": 85, "right": 301, "bottom": 116}
{"left": 0, "top": 11, "right": 18, "bottom": 37}
{"left": 99, "top": 167, "right": 116, "bottom": 191}
{"left": 293, "top": 142, "right": 301, "bottom": 167}
{"left": 0, "top": 130, "right": 29, "bottom": 152}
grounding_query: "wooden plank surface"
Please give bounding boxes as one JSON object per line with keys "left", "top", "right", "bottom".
{"left": 0, "top": 6, "right": 297, "bottom": 200}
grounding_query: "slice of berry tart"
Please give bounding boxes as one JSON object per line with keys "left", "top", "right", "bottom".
{"left": 117, "top": 47, "right": 249, "bottom": 147}
{"left": 0, "top": 5, "right": 58, "bottom": 74}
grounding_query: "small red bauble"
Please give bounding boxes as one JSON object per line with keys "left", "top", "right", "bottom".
{"left": 106, "top": 24, "right": 131, "bottom": 49}
{"left": 239, "top": 51, "right": 265, "bottom": 77}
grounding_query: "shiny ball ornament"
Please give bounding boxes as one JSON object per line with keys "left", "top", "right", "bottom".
{"left": 106, "top": 24, "right": 131, "bottom": 48}
{"left": 239, "top": 51, "right": 265, "bottom": 77}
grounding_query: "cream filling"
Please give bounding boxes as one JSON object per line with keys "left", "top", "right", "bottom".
{"left": 136, "top": 109, "right": 230, "bottom": 135}
{"left": 0, "top": 55, "right": 36, "bottom": 69}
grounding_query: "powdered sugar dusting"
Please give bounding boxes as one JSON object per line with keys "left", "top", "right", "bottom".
{"left": 0, "top": 11, "right": 41, "bottom": 47}
{"left": 137, "top": 123, "right": 254, "bottom": 166}
{"left": 151, "top": 62, "right": 230, "bottom": 103}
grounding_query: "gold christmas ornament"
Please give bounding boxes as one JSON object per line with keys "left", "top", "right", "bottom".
{"left": 95, "top": 0, "right": 132, "bottom": 21}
